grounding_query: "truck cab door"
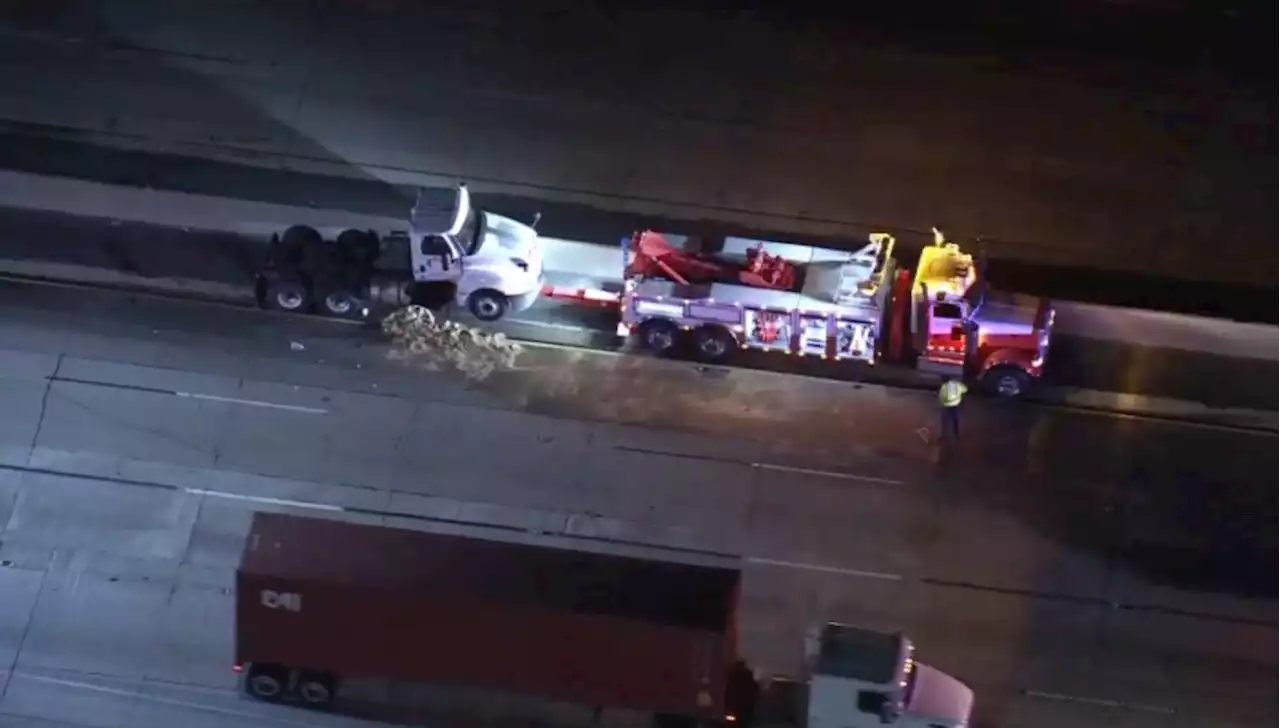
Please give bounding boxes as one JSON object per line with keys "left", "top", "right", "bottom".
{"left": 413, "top": 234, "right": 460, "bottom": 282}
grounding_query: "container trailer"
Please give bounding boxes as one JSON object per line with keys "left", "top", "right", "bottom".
{"left": 235, "top": 512, "right": 974, "bottom": 728}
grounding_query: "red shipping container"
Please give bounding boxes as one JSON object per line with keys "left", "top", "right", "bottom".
{"left": 236, "top": 512, "right": 742, "bottom": 718}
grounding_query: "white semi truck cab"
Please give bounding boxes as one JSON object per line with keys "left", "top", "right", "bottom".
{"left": 758, "top": 624, "right": 974, "bottom": 728}
{"left": 409, "top": 183, "right": 544, "bottom": 321}
{"left": 256, "top": 183, "right": 543, "bottom": 322}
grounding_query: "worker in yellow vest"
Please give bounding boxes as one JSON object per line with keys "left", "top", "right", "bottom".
{"left": 938, "top": 375, "right": 968, "bottom": 440}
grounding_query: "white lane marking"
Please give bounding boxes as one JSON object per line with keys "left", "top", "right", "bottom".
{"left": 181, "top": 487, "right": 901, "bottom": 582}
{"left": 747, "top": 557, "right": 904, "bottom": 581}
{"left": 175, "top": 391, "right": 328, "bottom": 414}
{"left": 1024, "top": 690, "right": 1176, "bottom": 714}
{"left": 752, "top": 462, "right": 904, "bottom": 485}
{"left": 185, "top": 488, "right": 344, "bottom": 511}
{"left": 15, "top": 674, "right": 317, "bottom": 727}
{"left": 507, "top": 317, "right": 606, "bottom": 332}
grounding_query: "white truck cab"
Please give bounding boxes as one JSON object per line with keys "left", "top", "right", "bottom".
{"left": 798, "top": 624, "right": 974, "bottom": 728}
{"left": 409, "top": 184, "right": 544, "bottom": 321}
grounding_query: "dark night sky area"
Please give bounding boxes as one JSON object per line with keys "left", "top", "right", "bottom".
{"left": 584, "top": 0, "right": 1274, "bottom": 91}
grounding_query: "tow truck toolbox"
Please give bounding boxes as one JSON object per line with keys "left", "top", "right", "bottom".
{"left": 234, "top": 512, "right": 741, "bottom": 718}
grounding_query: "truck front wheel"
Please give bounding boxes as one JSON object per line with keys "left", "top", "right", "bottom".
{"left": 981, "top": 365, "right": 1031, "bottom": 399}
{"left": 266, "top": 281, "right": 310, "bottom": 313}
{"left": 468, "top": 290, "right": 509, "bottom": 321}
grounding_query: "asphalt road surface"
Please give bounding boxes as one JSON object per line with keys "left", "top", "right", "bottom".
{"left": 0, "top": 1, "right": 1272, "bottom": 284}
{"left": 0, "top": 193, "right": 1273, "bottom": 419}
{"left": 0, "top": 278, "right": 1274, "bottom": 728}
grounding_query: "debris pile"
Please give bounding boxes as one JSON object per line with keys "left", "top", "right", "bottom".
{"left": 381, "top": 305, "right": 522, "bottom": 381}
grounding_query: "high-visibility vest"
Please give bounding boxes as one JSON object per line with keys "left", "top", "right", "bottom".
{"left": 939, "top": 381, "right": 966, "bottom": 406}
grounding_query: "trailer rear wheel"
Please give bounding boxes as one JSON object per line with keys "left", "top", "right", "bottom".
{"left": 691, "top": 325, "right": 735, "bottom": 363}
{"left": 244, "top": 664, "right": 287, "bottom": 702}
{"left": 982, "top": 365, "right": 1030, "bottom": 399}
{"left": 297, "top": 672, "right": 336, "bottom": 709}
{"left": 637, "top": 319, "right": 681, "bottom": 356}
{"left": 266, "top": 281, "right": 309, "bottom": 312}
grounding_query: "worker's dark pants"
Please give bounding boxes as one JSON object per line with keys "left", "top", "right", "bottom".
{"left": 940, "top": 405, "right": 961, "bottom": 439}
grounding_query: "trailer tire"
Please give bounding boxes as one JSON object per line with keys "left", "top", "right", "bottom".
{"left": 637, "top": 319, "right": 682, "bottom": 356}
{"left": 982, "top": 365, "right": 1030, "bottom": 399}
{"left": 691, "top": 325, "right": 735, "bottom": 363}
{"left": 266, "top": 280, "right": 310, "bottom": 313}
{"left": 467, "top": 289, "right": 508, "bottom": 321}
{"left": 297, "top": 672, "right": 337, "bottom": 709}
{"left": 244, "top": 664, "right": 288, "bottom": 702}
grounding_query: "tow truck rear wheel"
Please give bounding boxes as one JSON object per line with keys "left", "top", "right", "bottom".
{"left": 982, "top": 365, "right": 1030, "bottom": 399}
{"left": 468, "top": 289, "right": 509, "bottom": 321}
{"left": 690, "top": 325, "right": 735, "bottom": 364}
{"left": 266, "top": 281, "right": 310, "bottom": 313}
{"left": 637, "top": 319, "right": 682, "bottom": 357}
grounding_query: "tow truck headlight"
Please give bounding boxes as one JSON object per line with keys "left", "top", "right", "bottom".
{"left": 510, "top": 257, "right": 529, "bottom": 272}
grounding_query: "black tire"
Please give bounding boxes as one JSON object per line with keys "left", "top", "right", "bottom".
{"left": 467, "top": 289, "right": 508, "bottom": 321}
{"left": 637, "top": 319, "right": 682, "bottom": 356}
{"left": 690, "top": 325, "right": 736, "bottom": 363}
{"left": 297, "top": 671, "right": 337, "bottom": 709}
{"left": 265, "top": 280, "right": 310, "bottom": 312}
{"left": 318, "top": 289, "right": 363, "bottom": 319}
{"left": 336, "top": 228, "right": 379, "bottom": 269}
{"left": 280, "top": 225, "right": 324, "bottom": 268}
{"left": 982, "top": 365, "right": 1031, "bottom": 399}
{"left": 244, "top": 663, "right": 288, "bottom": 703}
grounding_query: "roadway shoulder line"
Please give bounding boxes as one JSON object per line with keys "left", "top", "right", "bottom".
{"left": 49, "top": 374, "right": 328, "bottom": 414}
{"left": 746, "top": 557, "right": 904, "bottom": 581}
{"left": 4, "top": 269, "right": 1274, "bottom": 434}
{"left": 612, "top": 445, "right": 905, "bottom": 485}
{"left": 1022, "top": 689, "right": 1176, "bottom": 715}
{"left": 175, "top": 391, "right": 328, "bottom": 414}
{"left": 751, "top": 462, "right": 904, "bottom": 485}
{"left": 184, "top": 488, "right": 344, "bottom": 511}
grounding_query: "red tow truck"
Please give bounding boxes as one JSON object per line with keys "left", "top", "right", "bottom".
{"left": 544, "top": 228, "right": 1055, "bottom": 398}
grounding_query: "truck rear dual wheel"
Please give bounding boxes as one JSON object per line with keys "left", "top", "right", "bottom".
{"left": 981, "top": 365, "right": 1031, "bottom": 398}
{"left": 265, "top": 281, "right": 309, "bottom": 312}
{"left": 319, "top": 290, "right": 363, "bottom": 319}
{"left": 637, "top": 321, "right": 735, "bottom": 364}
